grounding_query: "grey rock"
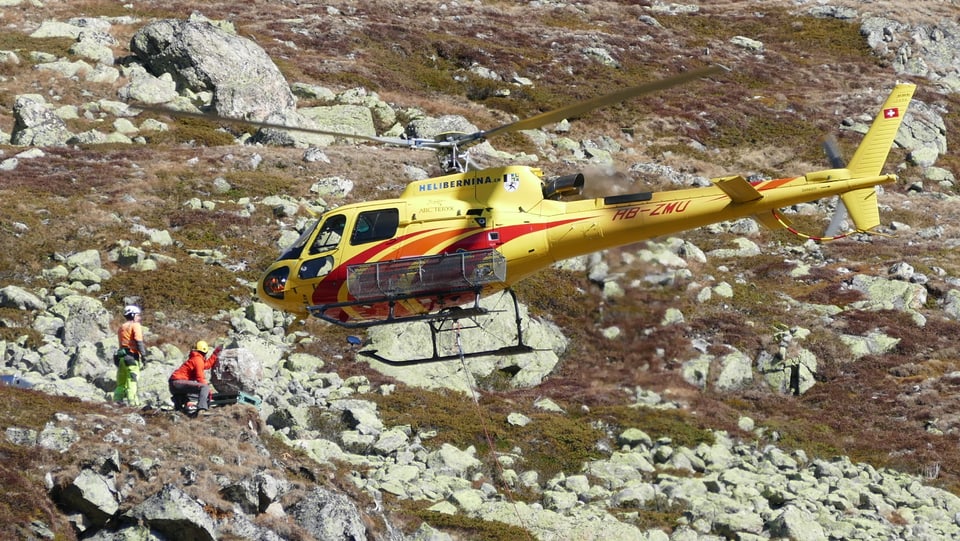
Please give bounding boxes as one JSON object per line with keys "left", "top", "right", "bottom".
{"left": 30, "top": 20, "right": 88, "bottom": 39}
{"left": 374, "top": 428, "right": 410, "bottom": 455}
{"left": 362, "top": 294, "right": 566, "bottom": 391}
{"left": 426, "top": 443, "right": 482, "bottom": 477}
{"left": 130, "top": 19, "right": 295, "bottom": 122}
{"left": 125, "top": 484, "right": 216, "bottom": 541}
{"left": 57, "top": 469, "right": 119, "bottom": 527}
{"left": 850, "top": 273, "right": 927, "bottom": 313}
{"left": 210, "top": 348, "right": 263, "bottom": 395}
{"left": 406, "top": 115, "right": 478, "bottom": 140}
{"left": 299, "top": 104, "right": 377, "bottom": 140}
{"left": 333, "top": 399, "right": 384, "bottom": 436}
{"left": 70, "top": 36, "right": 114, "bottom": 65}
{"left": 12, "top": 95, "right": 72, "bottom": 146}
{"left": 288, "top": 486, "right": 367, "bottom": 541}
{"left": 48, "top": 295, "right": 112, "bottom": 348}
{"left": 0, "top": 285, "right": 46, "bottom": 311}
{"left": 5, "top": 426, "right": 38, "bottom": 446}
{"left": 37, "top": 422, "right": 79, "bottom": 453}
{"left": 119, "top": 71, "right": 179, "bottom": 105}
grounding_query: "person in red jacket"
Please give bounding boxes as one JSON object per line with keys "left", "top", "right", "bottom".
{"left": 169, "top": 340, "right": 221, "bottom": 414}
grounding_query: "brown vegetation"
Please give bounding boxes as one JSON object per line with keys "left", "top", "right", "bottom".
{"left": 2, "top": 0, "right": 960, "bottom": 537}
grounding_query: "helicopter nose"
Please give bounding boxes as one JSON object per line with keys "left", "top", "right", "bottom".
{"left": 260, "top": 266, "right": 290, "bottom": 300}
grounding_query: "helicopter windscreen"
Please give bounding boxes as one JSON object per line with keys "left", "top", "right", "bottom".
{"left": 310, "top": 214, "right": 347, "bottom": 254}
{"left": 276, "top": 219, "right": 319, "bottom": 261}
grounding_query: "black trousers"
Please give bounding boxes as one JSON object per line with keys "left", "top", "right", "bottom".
{"left": 168, "top": 379, "right": 211, "bottom": 410}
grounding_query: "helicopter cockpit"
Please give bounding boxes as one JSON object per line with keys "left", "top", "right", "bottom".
{"left": 260, "top": 207, "right": 405, "bottom": 302}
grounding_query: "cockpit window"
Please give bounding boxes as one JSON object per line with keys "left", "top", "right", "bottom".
{"left": 299, "top": 255, "right": 335, "bottom": 279}
{"left": 310, "top": 214, "right": 347, "bottom": 255}
{"left": 351, "top": 209, "right": 399, "bottom": 245}
{"left": 277, "top": 219, "right": 319, "bottom": 261}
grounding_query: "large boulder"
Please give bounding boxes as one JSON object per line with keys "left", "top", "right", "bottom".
{"left": 47, "top": 295, "right": 112, "bottom": 348}
{"left": 130, "top": 18, "right": 295, "bottom": 121}
{"left": 56, "top": 469, "right": 118, "bottom": 527}
{"left": 360, "top": 294, "right": 567, "bottom": 392}
{"left": 210, "top": 348, "right": 263, "bottom": 395}
{"left": 287, "top": 487, "right": 367, "bottom": 541}
{"left": 124, "top": 484, "right": 215, "bottom": 541}
{"left": 0, "top": 285, "right": 46, "bottom": 311}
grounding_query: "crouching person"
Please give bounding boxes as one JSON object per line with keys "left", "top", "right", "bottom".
{"left": 169, "top": 340, "right": 222, "bottom": 414}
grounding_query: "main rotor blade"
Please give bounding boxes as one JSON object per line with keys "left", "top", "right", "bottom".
{"left": 822, "top": 134, "right": 846, "bottom": 169}
{"left": 476, "top": 64, "right": 726, "bottom": 142}
{"left": 132, "top": 103, "right": 417, "bottom": 147}
{"left": 135, "top": 64, "right": 724, "bottom": 150}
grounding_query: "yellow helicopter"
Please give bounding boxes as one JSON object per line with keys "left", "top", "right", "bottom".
{"left": 143, "top": 68, "right": 916, "bottom": 363}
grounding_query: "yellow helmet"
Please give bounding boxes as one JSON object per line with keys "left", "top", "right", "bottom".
{"left": 195, "top": 340, "right": 210, "bottom": 354}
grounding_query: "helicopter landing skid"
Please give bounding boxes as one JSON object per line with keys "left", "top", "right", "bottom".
{"left": 357, "top": 289, "right": 534, "bottom": 365}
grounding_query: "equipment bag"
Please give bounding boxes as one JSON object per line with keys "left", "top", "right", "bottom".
{"left": 115, "top": 348, "right": 139, "bottom": 367}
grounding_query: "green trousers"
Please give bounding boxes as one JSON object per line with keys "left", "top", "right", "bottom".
{"left": 113, "top": 359, "right": 142, "bottom": 406}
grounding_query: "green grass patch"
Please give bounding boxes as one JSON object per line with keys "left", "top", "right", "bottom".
{"left": 407, "top": 507, "right": 535, "bottom": 541}
{"left": 711, "top": 114, "right": 827, "bottom": 164}
{"left": 0, "top": 308, "right": 44, "bottom": 350}
{"left": 658, "top": 9, "right": 875, "bottom": 65}
{"left": 62, "top": 1, "right": 179, "bottom": 19}
{"left": 612, "top": 494, "right": 688, "bottom": 532}
{"left": 221, "top": 170, "right": 301, "bottom": 198}
{"left": 0, "top": 33, "right": 74, "bottom": 64}
{"left": 512, "top": 267, "right": 593, "bottom": 321}
{"left": 371, "top": 388, "right": 604, "bottom": 481}
{"left": 145, "top": 117, "right": 240, "bottom": 147}
{"left": 105, "top": 258, "right": 248, "bottom": 316}
{"left": 590, "top": 405, "right": 715, "bottom": 449}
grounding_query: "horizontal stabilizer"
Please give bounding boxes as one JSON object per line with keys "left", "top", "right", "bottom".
{"left": 713, "top": 175, "right": 763, "bottom": 203}
{"left": 839, "top": 187, "right": 881, "bottom": 231}
{"left": 754, "top": 211, "right": 789, "bottom": 231}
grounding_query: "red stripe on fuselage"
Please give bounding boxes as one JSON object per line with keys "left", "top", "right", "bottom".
{"left": 308, "top": 216, "right": 591, "bottom": 314}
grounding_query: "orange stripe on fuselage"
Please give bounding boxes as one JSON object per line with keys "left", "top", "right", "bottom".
{"left": 707, "top": 176, "right": 798, "bottom": 203}
{"left": 755, "top": 177, "right": 797, "bottom": 191}
{"left": 398, "top": 228, "right": 475, "bottom": 258}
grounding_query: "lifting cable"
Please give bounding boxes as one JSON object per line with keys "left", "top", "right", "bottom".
{"left": 454, "top": 320, "right": 528, "bottom": 530}
{"left": 474, "top": 291, "right": 520, "bottom": 347}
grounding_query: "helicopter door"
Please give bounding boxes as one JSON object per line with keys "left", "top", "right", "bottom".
{"left": 297, "top": 214, "right": 347, "bottom": 279}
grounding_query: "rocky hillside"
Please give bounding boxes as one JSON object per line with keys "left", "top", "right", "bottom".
{"left": 2, "top": 1, "right": 960, "bottom": 540}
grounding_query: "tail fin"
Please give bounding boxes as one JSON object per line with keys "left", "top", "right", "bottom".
{"left": 846, "top": 83, "right": 916, "bottom": 177}
{"left": 839, "top": 187, "right": 881, "bottom": 231}
{"left": 841, "top": 83, "right": 916, "bottom": 232}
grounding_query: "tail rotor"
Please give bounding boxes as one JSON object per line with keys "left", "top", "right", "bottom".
{"left": 822, "top": 135, "right": 852, "bottom": 237}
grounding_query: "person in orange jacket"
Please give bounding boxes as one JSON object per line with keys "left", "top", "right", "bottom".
{"left": 114, "top": 305, "right": 147, "bottom": 406}
{"left": 169, "top": 340, "right": 221, "bottom": 413}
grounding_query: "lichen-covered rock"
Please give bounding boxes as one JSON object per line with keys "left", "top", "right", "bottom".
{"left": 210, "top": 348, "right": 262, "bottom": 395}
